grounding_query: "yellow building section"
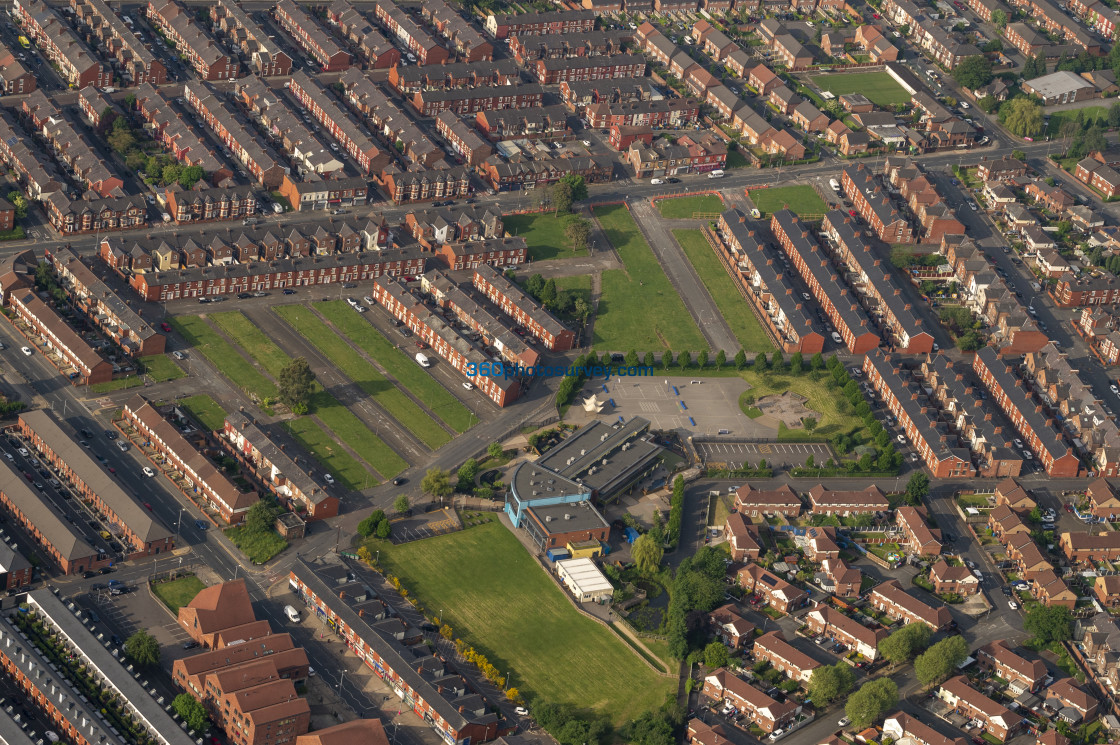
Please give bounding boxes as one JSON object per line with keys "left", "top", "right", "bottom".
{"left": 566, "top": 539, "right": 603, "bottom": 559}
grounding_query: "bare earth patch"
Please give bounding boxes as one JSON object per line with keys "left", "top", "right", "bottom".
{"left": 754, "top": 391, "right": 817, "bottom": 430}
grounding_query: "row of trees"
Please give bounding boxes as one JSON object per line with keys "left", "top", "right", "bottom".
{"left": 666, "top": 546, "right": 730, "bottom": 659}
{"left": 666, "top": 475, "right": 684, "bottom": 548}
{"left": 523, "top": 272, "right": 591, "bottom": 323}
{"left": 556, "top": 350, "right": 599, "bottom": 408}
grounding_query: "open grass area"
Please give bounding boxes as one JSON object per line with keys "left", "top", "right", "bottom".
{"left": 179, "top": 394, "right": 228, "bottom": 432}
{"left": 286, "top": 416, "right": 376, "bottom": 491}
{"left": 273, "top": 305, "right": 450, "bottom": 450}
{"left": 656, "top": 194, "right": 725, "bottom": 219}
{"left": 209, "top": 311, "right": 291, "bottom": 379}
{"left": 315, "top": 301, "right": 474, "bottom": 433}
{"left": 170, "top": 316, "right": 277, "bottom": 401}
{"left": 309, "top": 389, "right": 406, "bottom": 479}
{"left": 748, "top": 185, "right": 828, "bottom": 217}
{"left": 90, "top": 376, "right": 143, "bottom": 394}
{"left": 738, "top": 369, "right": 850, "bottom": 442}
{"left": 140, "top": 355, "right": 185, "bottom": 382}
{"left": 810, "top": 71, "right": 910, "bottom": 107}
{"left": 556, "top": 274, "right": 592, "bottom": 302}
{"left": 673, "top": 230, "right": 775, "bottom": 353}
{"left": 504, "top": 212, "right": 589, "bottom": 261}
{"left": 727, "top": 149, "right": 750, "bottom": 169}
{"left": 364, "top": 522, "right": 673, "bottom": 724}
{"left": 151, "top": 574, "right": 206, "bottom": 614}
{"left": 225, "top": 524, "right": 287, "bottom": 564}
{"left": 1047, "top": 106, "right": 1107, "bottom": 137}
{"left": 592, "top": 204, "right": 706, "bottom": 351}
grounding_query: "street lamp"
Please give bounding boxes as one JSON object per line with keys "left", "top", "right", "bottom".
{"left": 175, "top": 507, "right": 185, "bottom": 544}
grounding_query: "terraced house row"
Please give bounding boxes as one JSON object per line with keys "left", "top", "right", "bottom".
{"left": 23, "top": 92, "right": 123, "bottom": 199}
{"left": 0, "top": 39, "right": 36, "bottom": 95}
{"left": 0, "top": 112, "right": 66, "bottom": 202}
{"left": 842, "top": 164, "right": 915, "bottom": 244}
{"left": 509, "top": 29, "right": 629, "bottom": 63}
{"left": 390, "top": 59, "right": 518, "bottom": 95}
{"left": 287, "top": 71, "right": 387, "bottom": 176}
{"left": 213, "top": 0, "right": 292, "bottom": 76}
{"left": 422, "top": 269, "right": 538, "bottom": 368}
{"left": 472, "top": 264, "right": 575, "bottom": 352}
{"left": 710, "top": 209, "right": 824, "bottom": 355}
{"left": 484, "top": 8, "right": 597, "bottom": 38}
{"left": 184, "top": 81, "right": 286, "bottom": 187}
{"left": 274, "top": 0, "right": 351, "bottom": 71}
{"left": 340, "top": 69, "right": 444, "bottom": 168}
{"left": 702, "top": 669, "right": 800, "bottom": 733}
{"left": 419, "top": 0, "right": 492, "bottom": 62}
{"left": 8, "top": 286, "right": 114, "bottom": 386}
{"left": 148, "top": 0, "right": 239, "bottom": 80}
{"left": 371, "top": 0, "right": 448, "bottom": 65}
{"left": 13, "top": 0, "right": 111, "bottom": 89}
{"left": 237, "top": 75, "right": 344, "bottom": 178}
{"left": 326, "top": 0, "right": 399, "bottom": 69}
{"left": 134, "top": 83, "right": 230, "bottom": 181}
{"left": 411, "top": 84, "right": 546, "bottom": 117}
{"left": 70, "top": 0, "right": 166, "bottom": 84}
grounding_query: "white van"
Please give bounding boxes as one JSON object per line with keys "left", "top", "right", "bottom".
{"left": 707, "top": 169, "right": 725, "bottom": 179}
{"left": 829, "top": 178, "right": 841, "bottom": 192}
{"left": 283, "top": 605, "right": 301, "bottom": 623}
{"left": 415, "top": 352, "right": 431, "bottom": 368}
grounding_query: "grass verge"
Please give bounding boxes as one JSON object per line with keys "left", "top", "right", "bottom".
{"left": 315, "top": 301, "right": 474, "bottom": 432}
{"left": 151, "top": 574, "right": 206, "bottom": 614}
{"left": 363, "top": 522, "right": 673, "bottom": 724}
{"left": 170, "top": 316, "right": 277, "bottom": 401}
{"left": 656, "top": 194, "right": 725, "bottom": 219}
{"left": 90, "top": 376, "right": 143, "bottom": 394}
{"left": 286, "top": 416, "right": 376, "bottom": 491}
{"left": 673, "top": 229, "right": 775, "bottom": 353}
{"left": 273, "top": 305, "right": 450, "bottom": 450}
{"left": 593, "top": 204, "right": 706, "bottom": 351}
{"left": 309, "top": 389, "right": 406, "bottom": 479}
{"left": 209, "top": 311, "right": 292, "bottom": 378}
{"left": 225, "top": 525, "right": 287, "bottom": 564}
{"left": 179, "top": 394, "right": 227, "bottom": 432}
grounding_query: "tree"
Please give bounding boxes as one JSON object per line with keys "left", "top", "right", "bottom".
{"left": 107, "top": 127, "right": 136, "bottom": 155}
{"left": 810, "top": 352, "right": 825, "bottom": 371}
{"left": 808, "top": 663, "right": 856, "bottom": 706}
{"left": 754, "top": 352, "right": 768, "bottom": 372}
{"left": 789, "top": 351, "right": 803, "bottom": 374}
{"left": 540, "top": 278, "right": 558, "bottom": 308}
{"left": 679, "top": 350, "right": 692, "bottom": 368}
{"left": 952, "top": 55, "right": 993, "bottom": 90}
{"left": 626, "top": 349, "right": 640, "bottom": 368}
{"left": 697, "top": 349, "right": 709, "bottom": 368}
{"left": 1028, "top": 506, "right": 1043, "bottom": 524}
{"left": 457, "top": 457, "right": 480, "bottom": 491}
{"left": 991, "top": 8, "right": 1007, "bottom": 26}
{"left": 488, "top": 441, "right": 504, "bottom": 460}
{"left": 245, "top": 498, "right": 282, "bottom": 535}
{"left": 358, "top": 509, "right": 387, "bottom": 537}
{"left": 535, "top": 185, "right": 553, "bottom": 209}
{"left": 914, "top": 635, "right": 968, "bottom": 687}
{"left": 559, "top": 173, "right": 588, "bottom": 202}
{"left": 715, "top": 350, "right": 726, "bottom": 369}
{"left": 1000, "top": 96, "right": 1044, "bottom": 138}
{"left": 704, "top": 641, "right": 730, "bottom": 668}
{"left": 552, "top": 180, "right": 574, "bottom": 214}
{"left": 632, "top": 533, "right": 663, "bottom": 573}
{"left": 278, "top": 357, "right": 315, "bottom": 414}
{"left": 526, "top": 273, "right": 545, "bottom": 298}
{"left": 375, "top": 519, "right": 391, "bottom": 539}
{"left": 173, "top": 694, "right": 209, "bottom": 732}
{"left": 845, "top": 678, "right": 898, "bottom": 730}
{"left": 565, "top": 216, "right": 591, "bottom": 252}
{"left": 421, "top": 467, "right": 453, "bottom": 503}
{"left": 905, "top": 472, "right": 930, "bottom": 506}
{"left": 734, "top": 349, "right": 747, "bottom": 370}
{"left": 804, "top": 417, "right": 817, "bottom": 433}
{"left": 178, "top": 165, "right": 205, "bottom": 189}
{"left": 1024, "top": 605, "right": 1073, "bottom": 644}
{"left": 125, "top": 630, "right": 160, "bottom": 667}
{"left": 6, "top": 191, "right": 28, "bottom": 220}
{"left": 878, "top": 623, "right": 932, "bottom": 665}
{"left": 161, "top": 162, "right": 182, "bottom": 186}
{"left": 664, "top": 349, "right": 675, "bottom": 368}
{"left": 644, "top": 351, "right": 656, "bottom": 369}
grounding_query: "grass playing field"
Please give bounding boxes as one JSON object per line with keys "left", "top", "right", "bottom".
{"left": 209, "top": 311, "right": 291, "bottom": 378}
{"left": 592, "top": 204, "right": 707, "bottom": 352}
{"left": 504, "top": 213, "right": 589, "bottom": 261}
{"left": 810, "top": 71, "right": 910, "bottom": 107}
{"left": 365, "top": 522, "right": 674, "bottom": 723}
{"left": 273, "top": 305, "right": 451, "bottom": 450}
{"left": 672, "top": 230, "right": 775, "bottom": 353}
{"left": 178, "top": 394, "right": 228, "bottom": 432}
{"left": 315, "top": 301, "right": 474, "bottom": 433}
{"left": 169, "top": 316, "right": 277, "bottom": 401}
{"left": 655, "top": 194, "right": 725, "bottom": 219}
{"left": 748, "top": 185, "right": 829, "bottom": 217}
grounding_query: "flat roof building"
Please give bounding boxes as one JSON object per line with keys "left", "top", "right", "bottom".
{"left": 555, "top": 557, "right": 614, "bottom": 602}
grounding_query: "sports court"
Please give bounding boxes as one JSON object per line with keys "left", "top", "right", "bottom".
{"left": 593, "top": 376, "right": 772, "bottom": 436}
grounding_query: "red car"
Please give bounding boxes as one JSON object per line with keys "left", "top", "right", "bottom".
{"left": 848, "top": 209, "right": 857, "bottom": 217}
{"left": 1065, "top": 504, "right": 1073, "bottom": 512}
{"left": 144, "top": 502, "right": 152, "bottom": 511}
{"left": 872, "top": 12, "right": 880, "bottom": 17}
{"left": 160, "top": 322, "right": 172, "bottom": 332}
{"left": 416, "top": 341, "right": 429, "bottom": 349}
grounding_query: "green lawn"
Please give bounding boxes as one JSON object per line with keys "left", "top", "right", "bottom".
{"left": 170, "top": 316, "right": 277, "bottom": 401}
{"left": 810, "top": 71, "right": 910, "bottom": 107}
{"left": 727, "top": 149, "right": 750, "bottom": 169}
{"left": 1047, "top": 106, "right": 1107, "bottom": 137}
{"left": 273, "top": 305, "right": 450, "bottom": 450}
{"left": 593, "top": 204, "right": 707, "bottom": 351}
{"left": 673, "top": 230, "right": 775, "bottom": 353}
{"left": 286, "top": 416, "right": 377, "bottom": 491}
{"left": 556, "top": 274, "right": 592, "bottom": 301}
{"left": 209, "top": 311, "right": 291, "bottom": 379}
{"left": 656, "top": 194, "right": 725, "bottom": 219}
{"left": 140, "top": 355, "right": 185, "bottom": 382}
{"left": 315, "top": 301, "right": 474, "bottom": 433}
{"left": 364, "top": 522, "right": 673, "bottom": 724}
{"left": 151, "top": 574, "right": 206, "bottom": 614}
{"left": 179, "top": 394, "right": 228, "bottom": 432}
{"left": 309, "top": 389, "right": 406, "bottom": 479}
{"left": 89, "top": 376, "right": 143, "bottom": 394}
{"left": 504, "top": 213, "right": 589, "bottom": 261}
{"left": 748, "top": 185, "right": 828, "bottom": 217}
{"left": 738, "top": 369, "right": 853, "bottom": 442}
{"left": 225, "top": 525, "right": 287, "bottom": 564}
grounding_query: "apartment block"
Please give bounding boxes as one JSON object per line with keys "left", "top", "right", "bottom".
{"left": 122, "top": 395, "right": 258, "bottom": 524}
{"left": 869, "top": 579, "right": 952, "bottom": 630}
{"left": 804, "top": 606, "right": 887, "bottom": 661}
{"left": 753, "top": 632, "right": 820, "bottom": 684}
{"left": 17, "top": 409, "right": 174, "bottom": 558}
{"left": 274, "top": 0, "right": 351, "bottom": 71}
{"left": 290, "top": 558, "right": 508, "bottom": 743}
{"left": 372, "top": 276, "right": 520, "bottom": 406}
{"left": 173, "top": 635, "right": 309, "bottom": 698}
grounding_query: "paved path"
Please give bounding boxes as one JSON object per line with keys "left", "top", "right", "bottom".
{"left": 627, "top": 198, "right": 740, "bottom": 354}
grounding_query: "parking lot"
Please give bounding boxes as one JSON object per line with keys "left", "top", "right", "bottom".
{"left": 694, "top": 440, "right": 835, "bottom": 468}
{"left": 602, "top": 376, "right": 768, "bottom": 435}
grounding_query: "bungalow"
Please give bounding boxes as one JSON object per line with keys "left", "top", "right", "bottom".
{"left": 738, "top": 564, "right": 809, "bottom": 614}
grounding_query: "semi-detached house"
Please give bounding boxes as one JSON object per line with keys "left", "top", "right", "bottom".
{"left": 701, "top": 669, "right": 800, "bottom": 733}
{"left": 869, "top": 579, "right": 952, "bottom": 630}
{"left": 977, "top": 640, "right": 1046, "bottom": 693}
{"left": 737, "top": 564, "right": 808, "bottom": 614}
{"left": 753, "top": 632, "right": 820, "bottom": 683}
{"left": 805, "top": 606, "right": 887, "bottom": 661}
{"left": 938, "top": 676, "right": 1018, "bottom": 742}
